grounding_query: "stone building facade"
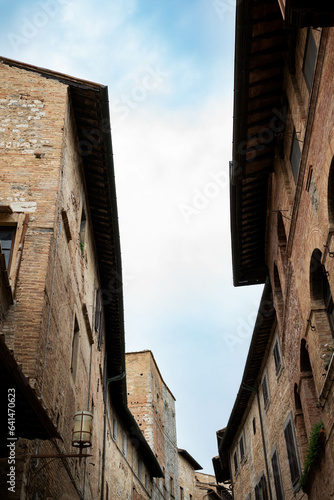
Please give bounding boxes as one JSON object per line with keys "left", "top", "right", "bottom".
{"left": 126, "top": 351, "right": 180, "bottom": 500}
{"left": 177, "top": 450, "right": 223, "bottom": 500}
{"left": 215, "top": 1, "right": 334, "bottom": 499}
{"left": 126, "top": 351, "right": 221, "bottom": 500}
{"left": 0, "top": 57, "right": 162, "bottom": 499}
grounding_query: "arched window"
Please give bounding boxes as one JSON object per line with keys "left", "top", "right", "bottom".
{"left": 328, "top": 156, "right": 334, "bottom": 227}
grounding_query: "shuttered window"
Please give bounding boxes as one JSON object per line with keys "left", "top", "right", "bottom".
{"left": 239, "top": 434, "right": 245, "bottom": 460}
{"left": 0, "top": 226, "right": 16, "bottom": 269}
{"left": 284, "top": 419, "right": 300, "bottom": 486}
{"left": 262, "top": 375, "right": 269, "bottom": 408}
{"left": 233, "top": 450, "right": 238, "bottom": 474}
{"left": 255, "top": 474, "right": 269, "bottom": 500}
{"left": 290, "top": 129, "right": 302, "bottom": 183}
{"left": 272, "top": 450, "right": 284, "bottom": 500}
{"left": 273, "top": 340, "right": 282, "bottom": 374}
{"left": 303, "top": 30, "right": 318, "bottom": 91}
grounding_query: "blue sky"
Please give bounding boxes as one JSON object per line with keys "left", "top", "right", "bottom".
{"left": 0, "top": 0, "right": 263, "bottom": 473}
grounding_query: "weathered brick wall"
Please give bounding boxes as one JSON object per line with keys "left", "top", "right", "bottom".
{"left": 265, "top": 25, "right": 334, "bottom": 499}
{"left": 230, "top": 327, "right": 305, "bottom": 500}
{"left": 126, "top": 351, "right": 180, "bottom": 499}
{"left": 178, "top": 454, "right": 195, "bottom": 499}
{"left": 194, "top": 471, "right": 219, "bottom": 500}
{"left": 103, "top": 403, "right": 153, "bottom": 500}
{"left": 0, "top": 62, "right": 116, "bottom": 500}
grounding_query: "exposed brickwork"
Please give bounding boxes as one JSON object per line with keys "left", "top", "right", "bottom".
{"left": 226, "top": 23, "right": 334, "bottom": 500}
{"left": 0, "top": 61, "right": 158, "bottom": 500}
{"left": 126, "top": 351, "right": 180, "bottom": 499}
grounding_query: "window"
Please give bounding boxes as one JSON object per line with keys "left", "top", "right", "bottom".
{"left": 70, "top": 317, "right": 80, "bottom": 378}
{"left": 290, "top": 129, "right": 301, "bottom": 183}
{"left": 79, "top": 205, "right": 87, "bottom": 247}
{"left": 255, "top": 473, "right": 269, "bottom": 500}
{"left": 273, "top": 337, "right": 283, "bottom": 375}
{"left": 112, "top": 418, "right": 117, "bottom": 440}
{"left": 169, "top": 476, "right": 174, "bottom": 497}
{"left": 253, "top": 417, "right": 256, "bottom": 435}
{"left": 138, "top": 457, "right": 142, "bottom": 481}
{"left": 145, "top": 474, "right": 148, "bottom": 489}
{"left": 189, "top": 495, "right": 193, "bottom": 500}
{"left": 239, "top": 434, "right": 245, "bottom": 461}
{"left": 95, "top": 289, "right": 104, "bottom": 350}
{"left": 180, "top": 487, "right": 184, "bottom": 500}
{"left": 271, "top": 448, "right": 284, "bottom": 500}
{"left": 262, "top": 374, "right": 270, "bottom": 409}
{"left": 233, "top": 450, "right": 239, "bottom": 475}
{"left": 284, "top": 415, "right": 301, "bottom": 488}
{"left": 303, "top": 29, "right": 318, "bottom": 92}
{"left": 122, "top": 432, "right": 127, "bottom": 457}
{"left": 0, "top": 226, "right": 16, "bottom": 270}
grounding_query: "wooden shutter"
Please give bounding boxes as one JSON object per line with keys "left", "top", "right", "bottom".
{"left": 284, "top": 420, "right": 300, "bottom": 485}
{"left": 272, "top": 450, "right": 284, "bottom": 500}
{"left": 239, "top": 435, "right": 245, "bottom": 460}
{"left": 290, "top": 130, "right": 301, "bottom": 183}
{"left": 273, "top": 342, "right": 281, "bottom": 373}
{"left": 262, "top": 376, "right": 269, "bottom": 406}
{"left": 303, "top": 30, "right": 317, "bottom": 91}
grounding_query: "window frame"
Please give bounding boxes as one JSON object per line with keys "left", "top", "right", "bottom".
{"left": 273, "top": 333, "right": 283, "bottom": 378}
{"left": 283, "top": 412, "right": 301, "bottom": 491}
{"left": 290, "top": 128, "right": 302, "bottom": 183}
{"left": 271, "top": 445, "right": 285, "bottom": 500}
{"left": 239, "top": 432, "right": 246, "bottom": 464}
{"left": 303, "top": 29, "right": 318, "bottom": 92}
{"left": 261, "top": 372, "right": 270, "bottom": 411}
{"left": 112, "top": 418, "right": 118, "bottom": 441}
{"left": 255, "top": 472, "right": 269, "bottom": 500}
{"left": 70, "top": 317, "right": 80, "bottom": 379}
{"left": 0, "top": 225, "right": 17, "bottom": 271}
{"left": 233, "top": 448, "right": 239, "bottom": 476}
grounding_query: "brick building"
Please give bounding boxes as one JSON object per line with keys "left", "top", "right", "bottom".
{"left": 126, "top": 351, "right": 223, "bottom": 500}
{"left": 0, "top": 57, "right": 162, "bottom": 499}
{"left": 215, "top": 1, "right": 334, "bottom": 499}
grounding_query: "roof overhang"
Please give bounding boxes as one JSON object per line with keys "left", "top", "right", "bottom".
{"left": 178, "top": 448, "right": 202, "bottom": 470}
{"left": 0, "top": 57, "right": 162, "bottom": 477}
{"left": 230, "top": 0, "right": 288, "bottom": 286}
{"left": 279, "top": 0, "right": 334, "bottom": 28}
